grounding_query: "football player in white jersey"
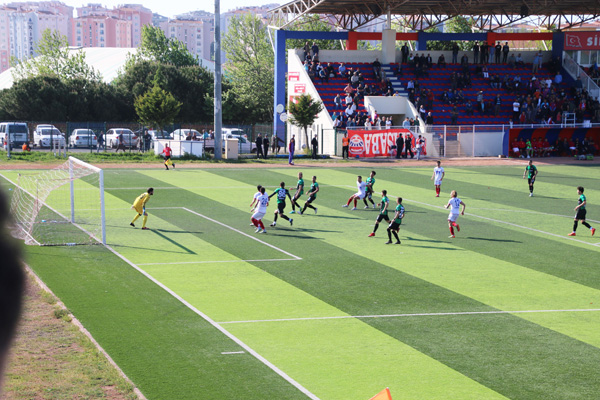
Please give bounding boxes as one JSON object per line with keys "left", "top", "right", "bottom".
{"left": 249, "top": 184, "right": 263, "bottom": 225}
{"left": 431, "top": 160, "right": 445, "bottom": 197}
{"left": 444, "top": 190, "right": 465, "bottom": 238}
{"left": 342, "top": 176, "right": 367, "bottom": 210}
{"left": 251, "top": 187, "right": 269, "bottom": 233}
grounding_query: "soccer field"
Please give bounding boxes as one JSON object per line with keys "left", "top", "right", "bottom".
{"left": 4, "top": 163, "right": 600, "bottom": 400}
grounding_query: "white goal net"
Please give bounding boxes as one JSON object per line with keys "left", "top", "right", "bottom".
{"left": 10, "top": 157, "right": 106, "bottom": 246}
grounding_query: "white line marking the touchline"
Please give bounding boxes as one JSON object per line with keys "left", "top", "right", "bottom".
{"left": 137, "top": 258, "right": 300, "bottom": 266}
{"left": 182, "top": 207, "right": 302, "bottom": 260}
{"left": 218, "top": 308, "right": 600, "bottom": 325}
{"left": 105, "top": 245, "right": 319, "bottom": 400}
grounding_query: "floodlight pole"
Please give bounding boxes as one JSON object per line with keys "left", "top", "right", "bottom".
{"left": 214, "top": 0, "right": 222, "bottom": 160}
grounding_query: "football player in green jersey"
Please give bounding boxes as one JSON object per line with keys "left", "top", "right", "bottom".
{"left": 386, "top": 197, "right": 405, "bottom": 244}
{"left": 269, "top": 182, "right": 293, "bottom": 227}
{"left": 363, "top": 170, "right": 377, "bottom": 209}
{"left": 301, "top": 176, "right": 319, "bottom": 214}
{"left": 290, "top": 172, "right": 304, "bottom": 214}
{"left": 523, "top": 160, "right": 538, "bottom": 197}
{"left": 368, "top": 190, "right": 390, "bottom": 237}
{"left": 569, "top": 186, "right": 596, "bottom": 236}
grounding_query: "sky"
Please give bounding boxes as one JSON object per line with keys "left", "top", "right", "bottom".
{"left": 60, "top": 0, "right": 282, "bottom": 18}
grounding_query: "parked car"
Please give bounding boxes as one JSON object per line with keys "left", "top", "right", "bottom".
{"left": 69, "top": 129, "right": 98, "bottom": 148}
{"left": 0, "top": 122, "right": 29, "bottom": 148}
{"left": 225, "top": 134, "right": 256, "bottom": 153}
{"left": 172, "top": 129, "right": 201, "bottom": 141}
{"left": 105, "top": 128, "right": 138, "bottom": 148}
{"left": 222, "top": 128, "right": 247, "bottom": 140}
{"left": 33, "top": 125, "right": 66, "bottom": 148}
{"left": 147, "top": 130, "right": 172, "bottom": 149}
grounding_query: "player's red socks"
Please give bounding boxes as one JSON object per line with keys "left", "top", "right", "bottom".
{"left": 436, "top": 187, "right": 440, "bottom": 195}
{"left": 452, "top": 222, "right": 458, "bottom": 227}
{"left": 251, "top": 218, "right": 258, "bottom": 227}
{"left": 258, "top": 220, "right": 265, "bottom": 229}
{"left": 449, "top": 226, "right": 454, "bottom": 235}
{"left": 346, "top": 198, "right": 352, "bottom": 206}
{"left": 353, "top": 199, "right": 358, "bottom": 207}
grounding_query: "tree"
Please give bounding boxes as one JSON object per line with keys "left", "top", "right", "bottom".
{"left": 427, "top": 16, "right": 474, "bottom": 51}
{"left": 11, "top": 29, "right": 101, "bottom": 82}
{"left": 134, "top": 83, "right": 182, "bottom": 130}
{"left": 288, "top": 94, "right": 323, "bottom": 151}
{"left": 131, "top": 25, "right": 198, "bottom": 68}
{"left": 222, "top": 14, "right": 274, "bottom": 123}
{"left": 114, "top": 60, "right": 213, "bottom": 122}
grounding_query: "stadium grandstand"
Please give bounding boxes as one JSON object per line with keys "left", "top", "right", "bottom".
{"left": 267, "top": 0, "right": 600, "bottom": 158}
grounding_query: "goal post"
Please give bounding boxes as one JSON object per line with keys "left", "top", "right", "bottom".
{"left": 10, "top": 156, "right": 106, "bottom": 246}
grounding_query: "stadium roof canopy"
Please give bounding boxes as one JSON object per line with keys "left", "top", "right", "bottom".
{"left": 267, "top": 0, "right": 600, "bottom": 32}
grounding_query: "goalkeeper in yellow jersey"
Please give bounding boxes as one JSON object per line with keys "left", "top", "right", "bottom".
{"left": 130, "top": 187, "right": 154, "bottom": 230}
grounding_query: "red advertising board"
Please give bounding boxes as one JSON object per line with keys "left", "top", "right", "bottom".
{"left": 564, "top": 32, "right": 600, "bottom": 50}
{"left": 288, "top": 71, "right": 300, "bottom": 81}
{"left": 293, "top": 83, "right": 306, "bottom": 94}
{"left": 348, "top": 129, "right": 419, "bottom": 158}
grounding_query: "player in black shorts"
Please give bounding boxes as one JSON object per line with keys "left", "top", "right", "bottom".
{"left": 368, "top": 190, "right": 390, "bottom": 237}
{"left": 301, "top": 176, "right": 320, "bottom": 214}
{"left": 569, "top": 186, "right": 596, "bottom": 236}
{"left": 363, "top": 170, "right": 377, "bottom": 208}
{"left": 269, "top": 182, "right": 293, "bottom": 227}
{"left": 386, "top": 197, "right": 405, "bottom": 244}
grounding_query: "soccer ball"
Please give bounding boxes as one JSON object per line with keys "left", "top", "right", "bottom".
{"left": 302, "top": 144, "right": 307, "bottom": 149}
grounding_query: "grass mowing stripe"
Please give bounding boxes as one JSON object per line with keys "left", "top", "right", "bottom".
{"left": 146, "top": 168, "right": 600, "bottom": 400}
{"left": 105, "top": 244, "right": 320, "bottom": 400}
{"left": 24, "top": 245, "right": 310, "bottom": 400}
{"left": 113, "top": 171, "right": 511, "bottom": 399}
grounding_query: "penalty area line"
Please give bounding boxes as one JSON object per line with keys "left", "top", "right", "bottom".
{"left": 105, "top": 244, "right": 319, "bottom": 400}
{"left": 138, "top": 258, "right": 300, "bottom": 266}
{"left": 218, "top": 308, "right": 600, "bottom": 325}
{"left": 182, "top": 207, "right": 302, "bottom": 260}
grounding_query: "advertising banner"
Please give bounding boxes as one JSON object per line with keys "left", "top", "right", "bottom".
{"left": 348, "top": 129, "right": 418, "bottom": 158}
{"left": 564, "top": 32, "right": 600, "bottom": 50}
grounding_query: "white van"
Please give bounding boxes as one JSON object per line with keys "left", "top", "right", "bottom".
{"left": 0, "top": 122, "right": 29, "bottom": 148}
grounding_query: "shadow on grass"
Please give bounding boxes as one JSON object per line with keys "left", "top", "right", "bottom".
{"left": 152, "top": 230, "right": 197, "bottom": 254}
{"left": 314, "top": 215, "right": 361, "bottom": 220}
{"left": 465, "top": 236, "right": 522, "bottom": 243}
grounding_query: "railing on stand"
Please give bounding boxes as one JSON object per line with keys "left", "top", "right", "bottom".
{"left": 563, "top": 52, "right": 600, "bottom": 99}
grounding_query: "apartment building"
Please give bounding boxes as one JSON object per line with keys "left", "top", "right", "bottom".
{"left": 160, "top": 18, "right": 211, "bottom": 61}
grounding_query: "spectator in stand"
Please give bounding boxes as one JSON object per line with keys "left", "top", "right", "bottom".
{"left": 452, "top": 42, "right": 459, "bottom": 64}
{"left": 334, "top": 94, "right": 342, "bottom": 109}
{"left": 515, "top": 53, "right": 525, "bottom": 67}
{"left": 426, "top": 53, "right": 433, "bottom": 68}
{"left": 402, "top": 117, "right": 411, "bottom": 130}
{"left": 326, "top": 63, "right": 335, "bottom": 78}
{"left": 532, "top": 51, "right": 541, "bottom": 73}
{"left": 419, "top": 105, "right": 427, "bottom": 120}
{"left": 495, "top": 42, "right": 502, "bottom": 63}
{"left": 555, "top": 71, "right": 563, "bottom": 85}
{"left": 426, "top": 112, "right": 434, "bottom": 127}
{"left": 338, "top": 62, "right": 346, "bottom": 77}
{"left": 473, "top": 41, "right": 480, "bottom": 64}
{"left": 438, "top": 54, "right": 447, "bottom": 67}
{"left": 481, "top": 41, "right": 489, "bottom": 64}
{"left": 451, "top": 106, "right": 459, "bottom": 125}
{"left": 401, "top": 42, "right": 409, "bottom": 64}
{"left": 513, "top": 98, "right": 521, "bottom": 122}
{"left": 508, "top": 53, "right": 516, "bottom": 69}
{"left": 303, "top": 42, "right": 310, "bottom": 60}
{"left": 465, "top": 99, "right": 473, "bottom": 115}
{"left": 494, "top": 95, "right": 502, "bottom": 116}
{"left": 502, "top": 42, "right": 510, "bottom": 63}
{"left": 477, "top": 91, "right": 484, "bottom": 113}
{"left": 311, "top": 42, "right": 319, "bottom": 60}
{"left": 318, "top": 67, "right": 328, "bottom": 83}
{"left": 372, "top": 58, "right": 382, "bottom": 80}
{"left": 461, "top": 54, "right": 469, "bottom": 73}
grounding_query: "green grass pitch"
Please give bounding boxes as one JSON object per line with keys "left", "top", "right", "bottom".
{"left": 4, "top": 163, "right": 600, "bottom": 400}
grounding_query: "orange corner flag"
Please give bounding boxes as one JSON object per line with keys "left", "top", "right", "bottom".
{"left": 369, "top": 387, "right": 392, "bottom": 400}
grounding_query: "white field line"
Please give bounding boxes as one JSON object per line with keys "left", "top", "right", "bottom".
{"left": 105, "top": 244, "right": 319, "bottom": 400}
{"left": 468, "top": 207, "right": 600, "bottom": 223}
{"left": 341, "top": 185, "right": 600, "bottom": 248}
{"left": 104, "top": 184, "right": 350, "bottom": 190}
{"left": 138, "top": 258, "right": 300, "bottom": 266}
{"left": 182, "top": 207, "right": 302, "bottom": 260}
{"left": 221, "top": 351, "right": 245, "bottom": 355}
{"left": 218, "top": 308, "right": 600, "bottom": 325}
